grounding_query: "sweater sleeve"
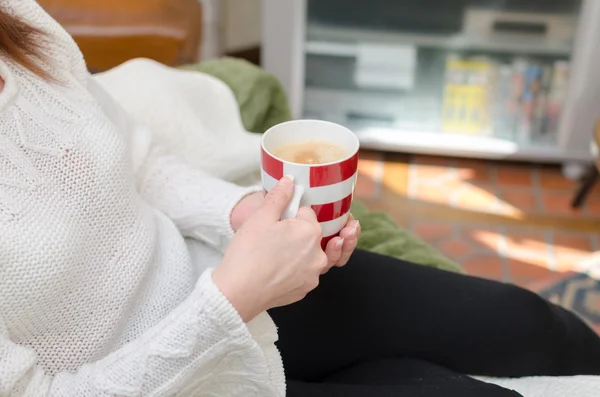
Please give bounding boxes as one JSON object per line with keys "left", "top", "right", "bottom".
{"left": 136, "top": 141, "right": 262, "bottom": 253}
{"left": 85, "top": 76, "right": 261, "bottom": 252}
{"left": 0, "top": 270, "right": 285, "bottom": 397}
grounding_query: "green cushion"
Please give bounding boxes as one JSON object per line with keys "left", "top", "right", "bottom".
{"left": 181, "top": 59, "right": 464, "bottom": 273}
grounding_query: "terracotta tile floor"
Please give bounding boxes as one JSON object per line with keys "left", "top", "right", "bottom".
{"left": 356, "top": 150, "right": 600, "bottom": 332}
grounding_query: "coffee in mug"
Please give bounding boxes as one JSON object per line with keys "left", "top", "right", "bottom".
{"left": 271, "top": 140, "right": 349, "bottom": 165}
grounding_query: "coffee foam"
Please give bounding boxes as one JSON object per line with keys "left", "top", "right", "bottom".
{"left": 271, "top": 140, "right": 348, "bottom": 165}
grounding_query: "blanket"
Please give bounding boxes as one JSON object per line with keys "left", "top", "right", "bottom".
{"left": 181, "top": 57, "right": 292, "bottom": 134}
{"left": 94, "top": 58, "right": 598, "bottom": 396}
{"left": 474, "top": 375, "right": 600, "bottom": 397}
{"left": 95, "top": 58, "right": 263, "bottom": 184}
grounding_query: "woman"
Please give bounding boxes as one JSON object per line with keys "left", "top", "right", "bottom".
{"left": 0, "top": 2, "right": 599, "bottom": 396}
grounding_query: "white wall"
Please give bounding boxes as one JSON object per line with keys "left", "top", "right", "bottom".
{"left": 200, "top": 0, "right": 222, "bottom": 59}
{"left": 222, "top": 0, "right": 261, "bottom": 52}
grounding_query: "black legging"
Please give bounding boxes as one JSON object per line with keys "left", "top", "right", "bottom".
{"left": 268, "top": 249, "right": 600, "bottom": 397}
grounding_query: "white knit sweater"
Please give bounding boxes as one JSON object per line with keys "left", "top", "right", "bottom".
{"left": 0, "top": 1, "right": 284, "bottom": 396}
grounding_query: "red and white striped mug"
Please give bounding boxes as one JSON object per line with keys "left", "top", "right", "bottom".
{"left": 261, "top": 120, "right": 360, "bottom": 248}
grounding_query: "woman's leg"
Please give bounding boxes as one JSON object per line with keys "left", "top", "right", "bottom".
{"left": 269, "top": 249, "right": 600, "bottom": 382}
{"left": 287, "top": 358, "right": 522, "bottom": 397}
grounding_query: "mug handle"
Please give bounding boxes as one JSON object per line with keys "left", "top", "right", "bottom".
{"left": 281, "top": 183, "right": 305, "bottom": 220}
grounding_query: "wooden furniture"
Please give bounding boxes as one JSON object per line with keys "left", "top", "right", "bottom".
{"left": 38, "top": 0, "right": 203, "bottom": 72}
{"left": 571, "top": 122, "right": 600, "bottom": 208}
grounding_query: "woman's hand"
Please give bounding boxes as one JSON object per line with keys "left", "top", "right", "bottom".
{"left": 231, "top": 191, "right": 361, "bottom": 271}
{"left": 322, "top": 216, "right": 361, "bottom": 272}
{"left": 214, "top": 176, "right": 328, "bottom": 322}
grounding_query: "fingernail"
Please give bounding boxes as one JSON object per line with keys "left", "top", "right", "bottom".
{"left": 351, "top": 221, "right": 360, "bottom": 235}
{"left": 280, "top": 175, "right": 295, "bottom": 186}
{"left": 336, "top": 238, "right": 344, "bottom": 247}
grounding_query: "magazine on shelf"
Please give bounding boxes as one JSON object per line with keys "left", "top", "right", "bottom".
{"left": 442, "top": 55, "right": 569, "bottom": 144}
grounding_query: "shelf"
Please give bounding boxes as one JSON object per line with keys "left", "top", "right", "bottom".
{"left": 304, "top": 87, "right": 440, "bottom": 130}
{"left": 306, "top": 24, "right": 573, "bottom": 57}
{"left": 354, "top": 127, "right": 592, "bottom": 163}
{"left": 305, "top": 87, "right": 423, "bottom": 114}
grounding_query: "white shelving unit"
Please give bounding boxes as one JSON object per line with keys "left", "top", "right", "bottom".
{"left": 354, "top": 128, "right": 591, "bottom": 162}
{"left": 262, "top": 0, "right": 600, "bottom": 166}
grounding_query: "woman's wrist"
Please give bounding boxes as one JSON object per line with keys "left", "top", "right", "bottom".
{"left": 212, "top": 268, "right": 263, "bottom": 323}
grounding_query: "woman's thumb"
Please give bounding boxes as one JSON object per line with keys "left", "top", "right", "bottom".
{"left": 258, "top": 175, "right": 295, "bottom": 222}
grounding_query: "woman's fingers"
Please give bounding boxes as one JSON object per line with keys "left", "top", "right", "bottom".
{"left": 295, "top": 210, "right": 359, "bottom": 270}
{"left": 323, "top": 237, "right": 344, "bottom": 272}
{"left": 337, "top": 237, "right": 358, "bottom": 267}
{"left": 296, "top": 206, "right": 318, "bottom": 223}
{"left": 336, "top": 219, "right": 360, "bottom": 267}
{"left": 339, "top": 219, "right": 360, "bottom": 241}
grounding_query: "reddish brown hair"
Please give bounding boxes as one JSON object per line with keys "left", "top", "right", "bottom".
{"left": 0, "top": 6, "right": 51, "bottom": 79}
